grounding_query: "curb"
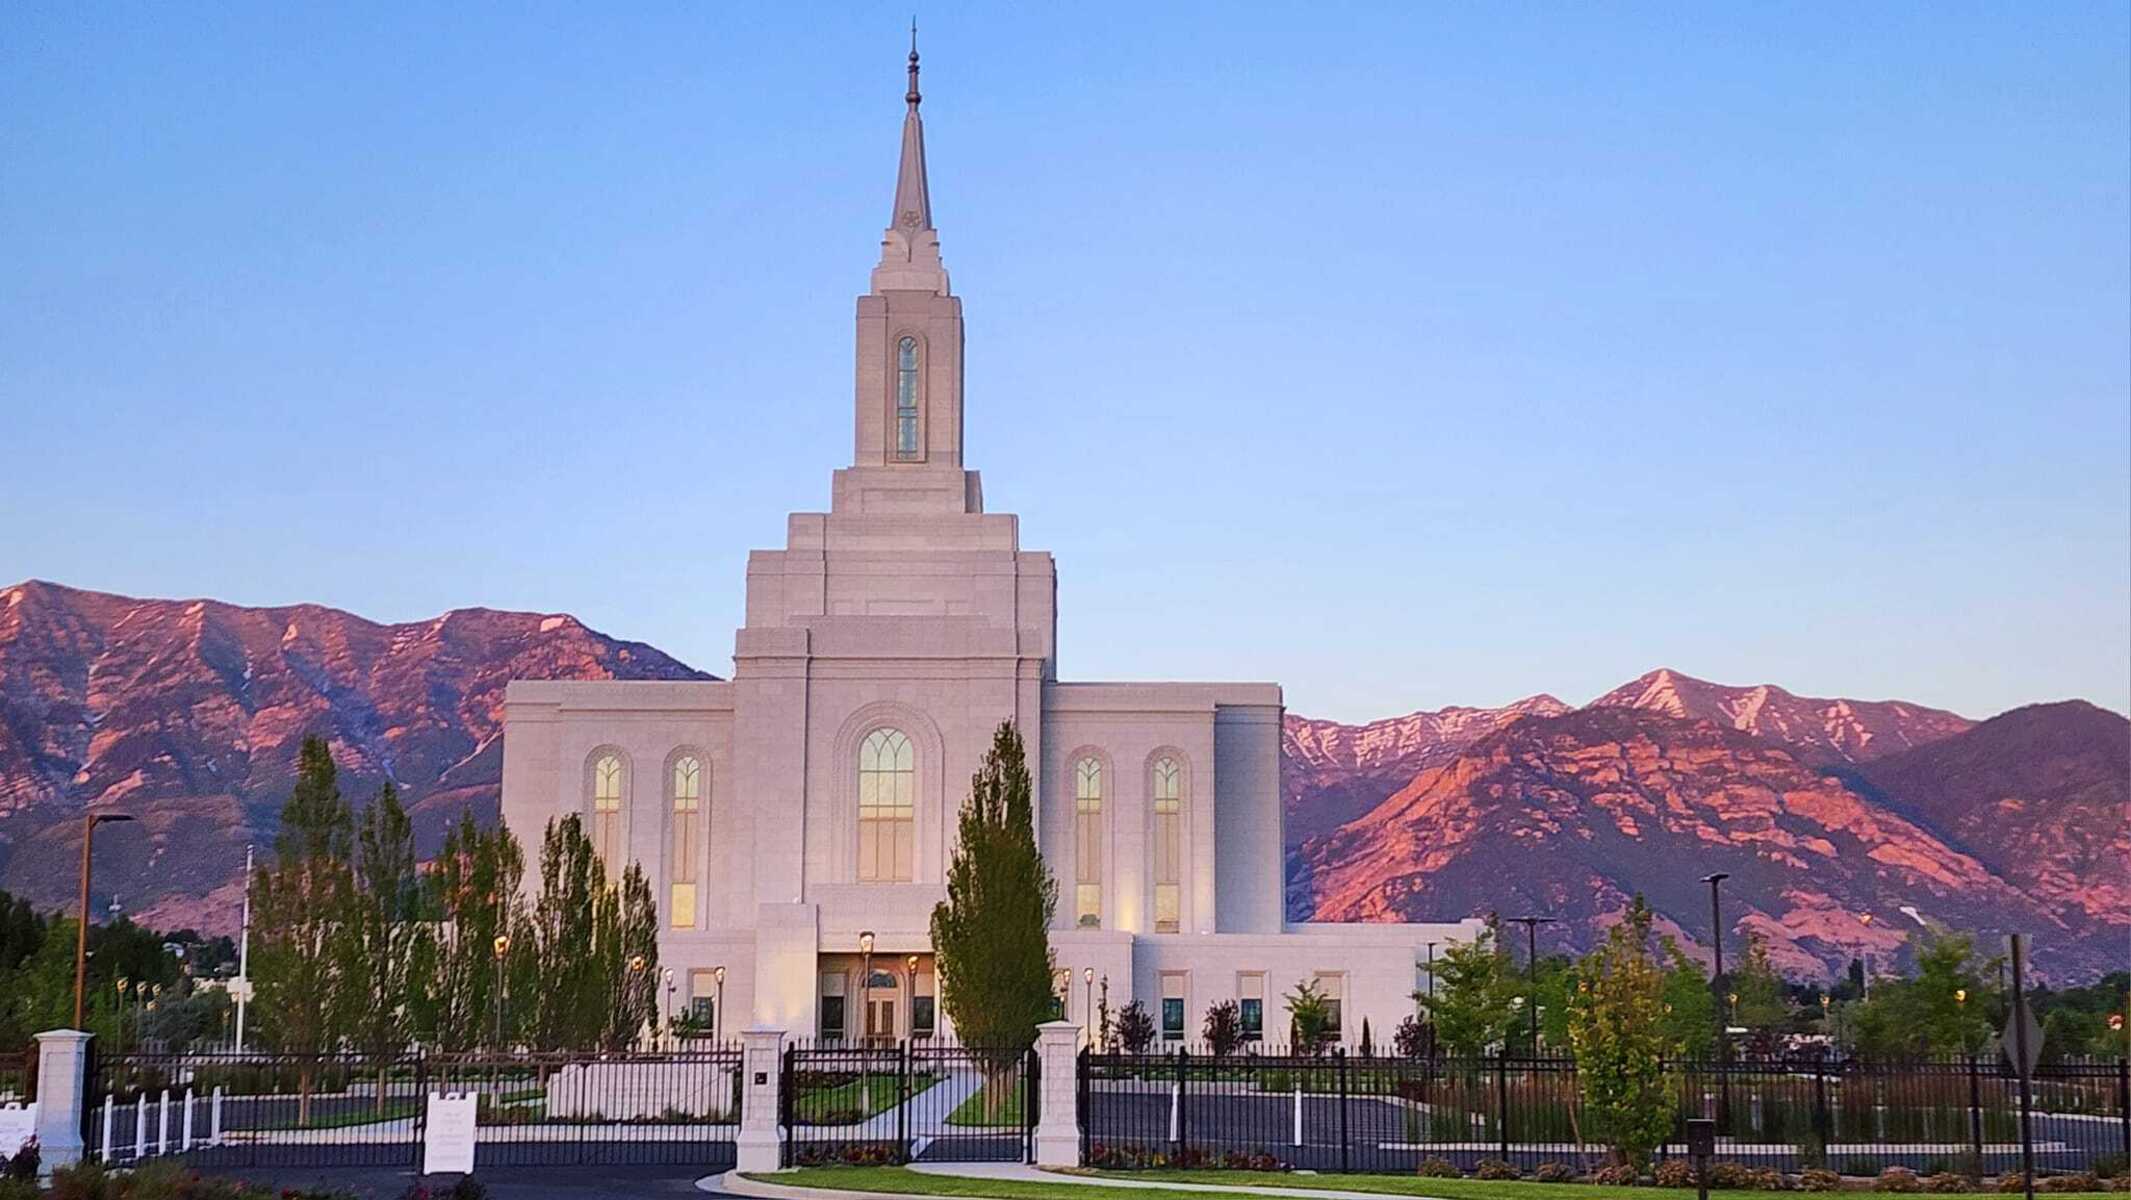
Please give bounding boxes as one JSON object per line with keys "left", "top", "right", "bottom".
{"left": 714, "top": 1168, "right": 1021, "bottom": 1200}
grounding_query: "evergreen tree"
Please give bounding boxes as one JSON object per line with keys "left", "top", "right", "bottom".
{"left": 343, "top": 782, "right": 419, "bottom": 1108}
{"left": 930, "top": 721, "right": 1057, "bottom": 1072}
{"left": 1285, "top": 979, "right": 1334, "bottom": 1055}
{"left": 253, "top": 736, "right": 355, "bottom": 1123}
{"left": 1568, "top": 896, "right": 1680, "bottom": 1170}
{"left": 1114, "top": 1000, "right": 1155, "bottom": 1054}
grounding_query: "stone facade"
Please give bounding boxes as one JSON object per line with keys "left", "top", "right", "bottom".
{"left": 500, "top": 50, "right": 1482, "bottom": 1049}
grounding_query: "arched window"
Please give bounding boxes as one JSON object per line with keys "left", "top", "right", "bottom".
{"left": 669, "top": 755, "right": 702, "bottom": 928}
{"left": 1074, "top": 757, "right": 1104, "bottom": 928}
{"left": 1151, "top": 756, "right": 1182, "bottom": 933}
{"left": 591, "top": 752, "right": 625, "bottom": 880}
{"left": 895, "top": 337, "right": 920, "bottom": 460}
{"left": 858, "top": 728, "right": 915, "bottom": 882}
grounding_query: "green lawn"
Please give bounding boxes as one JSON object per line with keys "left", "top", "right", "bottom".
{"left": 758, "top": 1167, "right": 2122, "bottom": 1200}
{"left": 256, "top": 1097, "right": 420, "bottom": 1130}
{"left": 944, "top": 1081, "right": 1025, "bottom": 1128}
{"left": 794, "top": 1073, "right": 940, "bottom": 1123}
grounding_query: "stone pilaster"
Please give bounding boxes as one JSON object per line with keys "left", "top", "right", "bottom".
{"left": 735, "top": 1026, "right": 787, "bottom": 1173}
{"left": 1031, "top": 1019, "right": 1083, "bottom": 1167}
{"left": 33, "top": 1029, "right": 91, "bottom": 1177}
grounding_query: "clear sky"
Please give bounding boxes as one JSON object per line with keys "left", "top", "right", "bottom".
{"left": 3, "top": 4, "right": 2126, "bottom": 723}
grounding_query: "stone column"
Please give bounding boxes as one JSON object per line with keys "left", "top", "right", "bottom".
{"left": 33, "top": 1030, "right": 92, "bottom": 1178}
{"left": 734, "top": 1026, "right": 787, "bottom": 1173}
{"left": 1031, "top": 1019, "right": 1083, "bottom": 1168}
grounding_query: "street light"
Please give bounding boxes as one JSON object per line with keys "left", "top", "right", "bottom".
{"left": 1083, "top": 967, "right": 1096, "bottom": 1044}
{"left": 663, "top": 968, "right": 676, "bottom": 1043}
{"left": 1505, "top": 916, "right": 1557, "bottom": 1054}
{"left": 857, "top": 931, "right": 876, "bottom": 1045}
{"left": 1425, "top": 941, "right": 1438, "bottom": 1001}
{"left": 1857, "top": 913, "right": 1875, "bottom": 998}
{"left": 713, "top": 965, "right": 727, "bottom": 1044}
{"left": 74, "top": 811, "right": 137, "bottom": 1028}
{"left": 492, "top": 933, "right": 511, "bottom": 1047}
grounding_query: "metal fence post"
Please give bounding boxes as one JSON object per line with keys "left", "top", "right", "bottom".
{"left": 895, "top": 1041, "right": 909, "bottom": 1164}
{"left": 1174, "top": 1047, "right": 1189, "bottom": 1154}
{"left": 2117, "top": 1057, "right": 2130, "bottom": 1168}
{"left": 1812, "top": 1058, "right": 1831, "bottom": 1166}
{"left": 1967, "top": 1054, "right": 1985, "bottom": 1167}
{"left": 1336, "top": 1047, "right": 1350, "bottom": 1173}
{"left": 1077, "top": 1047, "right": 1090, "bottom": 1162}
{"left": 1495, "top": 1052, "right": 1511, "bottom": 1162}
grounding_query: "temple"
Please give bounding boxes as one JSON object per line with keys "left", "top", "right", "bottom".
{"left": 499, "top": 44, "right": 1481, "bottom": 1047}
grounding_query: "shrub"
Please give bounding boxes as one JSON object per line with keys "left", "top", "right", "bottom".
{"left": 1752, "top": 1168, "right": 1791, "bottom": 1191}
{"left": 0, "top": 1179, "right": 35, "bottom": 1200}
{"left": 2039, "top": 1175, "right": 2100, "bottom": 1194}
{"left": 1924, "top": 1174, "right": 1974, "bottom": 1193}
{"left": 0, "top": 1142, "right": 34, "bottom": 1186}
{"left": 1998, "top": 1175, "right": 2030, "bottom": 1195}
{"left": 1655, "top": 1160, "right": 1698, "bottom": 1188}
{"left": 1799, "top": 1169, "right": 1843, "bottom": 1192}
{"left": 1878, "top": 1168, "right": 1924, "bottom": 1193}
{"left": 1711, "top": 1162, "right": 1757, "bottom": 1189}
{"left": 49, "top": 1161, "right": 112, "bottom": 1200}
{"left": 1475, "top": 1159, "right": 1519, "bottom": 1181}
{"left": 2095, "top": 1156, "right": 2128, "bottom": 1182}
{"left": 446, "top": 1176, "right": 486, "bottom": 1200}
{"left": 1214, "top": 1152, "right": 1286, "bottom": 1172}
{"left": 1417, "top": 1156, "right": 1462, "bottom": 1178}
{"left": 1593, "top": 1165, "right": 1641, "bottom": 1187}
{"left": 1537, "top": 1163, "right": 1581, "bottom": 1184}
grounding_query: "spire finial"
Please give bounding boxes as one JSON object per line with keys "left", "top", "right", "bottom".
{"left": 906, "top": 18, "right": 921, "bottom": 109}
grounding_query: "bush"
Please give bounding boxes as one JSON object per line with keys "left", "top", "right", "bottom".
{"left": 2039, "top": 1175, "right": 2100, "bottom": 1194}
{"left": 1655, "top": 1160, "right": 1698, "bottom": 1188}
{"left": 2095, "top": 1156, "right": 2128, "bottom": 1182}
{"left": 1593, "top": 1165, "right": 1641, "bottom": 1187}
{"left": 1924, "top": 1174, "right": 1974, "bottom": 1193}
{"left": 1878, "top": 1168, "right": 1924, "bottom": 1193}
{"left": 1417, "top": 1156, "right": 1462, "bottom": 1178}
{"left": 1799, "top": 1169, "right": 1843, "bottom": 1192}
{"left": 1474, "top": 1158, "right": 1519, "bottom": 1181}
{"left": 1710, "top": 1162, "right": 1757, "bottom": 1189}
{"left": 0, "top": 1142, "right": 35, "bottom": 1186}
{"left": 1752, "top": 1169, "right": 1791, "bottom": 1191}
{"left": 1537, "top": 1163, "right": 1581, "bottom": 1184}
{"left": 1998, "top": 1175, "right": 2030, "bottom": 1195}
{"left": 49, "top": 1162, "right": 112, "bottom": 1200}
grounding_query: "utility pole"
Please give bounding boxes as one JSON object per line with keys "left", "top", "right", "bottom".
{"left": 1506, "top": 916, "right": 1556, "bottom": 1054}
{"left": 73, "top": 811, "right": 136, "bottom": 1029}
{"left": 1701, "top": 873, "right": 1731, "bottom": 1048}
{"left": 234, "top": 843, "right": 254, "bottom": 1052}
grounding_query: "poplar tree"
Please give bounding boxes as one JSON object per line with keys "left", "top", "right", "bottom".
{"left": 931, "top": 721, "right": 1057, "bottom": 1071}
{"left": 424, "top": 813, "right": 528, "bottom": 1049}
{"left": 343, "top": 781, "right": 418, "bottom": 1108}
{"left": 253, "top": 735, "right": 355, "bottom": 1124}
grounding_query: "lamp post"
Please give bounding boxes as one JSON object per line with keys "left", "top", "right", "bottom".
{"left": 858, "top": 930, "right": 876, "bottom": 1045}
{"left": 492, "top": 933, "right": 511, "bottom": 1048}
{"left": 713, "top": 965, "right": 727, "bottom": 1044}
{"left": 1083, "top": 967, "right": 1096, "bottom": 1045}
{"left": 74, "top": 811, "right": 136, "bottom": 1028}
{"left": 663, "top": 968, "right": 676, "bottom": 1044}
{"left": 627, "top": 954, "right": 648, "bottom": 1047}
{"left": 1505, "top": 916, "right": 1556, "bottom": 1054}
{"left": 1857, "top": 913, "right": 1875, "bottom": 998}
{"left": 1425, "top": 941, "right": 1438, "bottom": 1001}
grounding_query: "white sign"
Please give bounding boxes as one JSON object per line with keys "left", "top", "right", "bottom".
{"left": 422, "top": 1092, "right": 477, "bottom": 1175}
{"left": 0, "top": 1102, "right": 37, "bottom": 1158}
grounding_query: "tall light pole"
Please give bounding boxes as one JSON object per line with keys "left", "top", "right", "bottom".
{"left": 857, "top": 931, "right": 876, "bottom": 1044}
{"left": 1083, "top": 967, "right": 1096, "bottom": 1046}
{"left": 492, "top": 933, "right": 511, "bottom": 1048}
{"left": 74, "top": 811, "right": 136, "bottom": 1028}
{"left": 1425, "top": 941, "right": 1438, "bottom": 1001}
{"left": 233, "top": 843, "right": 255, "bottom": 1052}
{"left": 1701, "top": 873, "right": 1731, "bottom": 1052}
{"left": 1505, "top": 916, "right": 1556, "bottom": 1054}
{"left": 713, "top": 965, "right": 727, "bottom": 1044}
{"left": 663, "top": 968, "right": 675, "bottom": 1044}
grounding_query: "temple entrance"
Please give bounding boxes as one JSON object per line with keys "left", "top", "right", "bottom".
{"left": 817, "top": 952, "right": 938, "bottom": 1043}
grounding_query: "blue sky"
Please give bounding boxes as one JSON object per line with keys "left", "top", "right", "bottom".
{"left": 3, "top": 4, "right": 2126, "bottom": 723}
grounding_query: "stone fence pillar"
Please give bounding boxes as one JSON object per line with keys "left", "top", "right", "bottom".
{"left": 735, "top": 1027, "right": 786, "bottom": 1173}
{"left": 33, "top": 1030, "right": 92, "bottom": 1178}
{"left": 1031, "top": 1019, "right": 1082, "bottom": 1167}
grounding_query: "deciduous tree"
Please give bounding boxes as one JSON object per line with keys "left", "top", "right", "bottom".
{"left": 253, "top": 736, "right": 355, "bottom": 1123}
{"left": 1568, "top": 897, "right": 1679, "bottom": 1169}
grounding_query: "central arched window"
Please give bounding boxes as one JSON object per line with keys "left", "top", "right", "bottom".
{"left": 895, "top": 337, "right": 920, "bottom": 460}
{"left": 1074, "top": 757, "right": 1104, "bottom": 928}
{"left": 1152, "top": 756, "right": 1182, "bottom": 933}
{"left": 668, "top": 755, "right": 702, "bottom": 928}
{"left": 591, "top": 752, "right": 625, "bottom": 880}
{"left": 858, "top": 728, "right": 915, "bottom": 881}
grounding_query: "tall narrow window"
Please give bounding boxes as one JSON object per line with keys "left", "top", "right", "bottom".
{"left": 669, "top": 755, "right": 702, "bottom": 928}
{"left": 895, "top": 337, "right": 920, "bottom": 460}
{"left": 1152, "top": 756, "right": 1182, "bottom": 932}
{"left": 1160, "top": 972, "right": 1187, "bottom": 1042}
{"left": 858, "top": 728, "right": 915, "bottom": 881}
{"left": 1313, "top": 972, "right": 1346, "bottom": 1041}
{"left": 1074, "top": 757, "right": 1103, "bottom": 928}
{"left": 591, "top": 753, "right": 624, "bottom": 880}
{"left": 1238, "top": 973, "right": 1266, "bottom": 1042}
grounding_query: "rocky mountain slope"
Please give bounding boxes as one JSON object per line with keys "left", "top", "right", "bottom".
{"left": 0, "top": 580, "right": 709, "bottom": 932}
{"left": 1287, "top": 685, "right": 2127, "bottom": 982}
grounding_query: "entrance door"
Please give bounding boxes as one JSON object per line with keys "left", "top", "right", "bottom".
{"left": 866, "top": 996, "right": 897, "bottom": 1045}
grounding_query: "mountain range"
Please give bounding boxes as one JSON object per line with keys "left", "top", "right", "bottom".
{"left": 2, "top": 579, "right": 2123, "bottom": 981}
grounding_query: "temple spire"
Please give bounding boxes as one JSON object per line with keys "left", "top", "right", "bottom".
{"left": 890, "top": 25, "right": 932, "bottom": 234}
{"left": 875, "top": 27, "right": 945, "bottom": 291}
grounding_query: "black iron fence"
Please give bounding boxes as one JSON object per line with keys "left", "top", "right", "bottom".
{"left": 86, "top": 1044, "right": 744, "bottom": 1170}
{"left": 0, "top": 1044, "right": 31, "bottom": 1107}
{"left": 781, "top": 1040, "right": 1037, "bottom": 1167}
{"left": 1080, "top": 1048, "right": 2131, "bottom": 1177}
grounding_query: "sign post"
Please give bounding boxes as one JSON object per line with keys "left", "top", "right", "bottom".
{"left": 421, "top": 1091, "right": 477, "bottom": 1176}
{"left": 2002, "top": 935, "right": 2041, "bottom": 1200}
{"left": 1686, "top": 1117, "right": 1716, "bottom": 1200}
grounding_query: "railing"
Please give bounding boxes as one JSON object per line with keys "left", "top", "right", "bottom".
{"left": 0, "top": 1045, "right": 31, "bottom": 1107}
{"left": 86, "top": 1044, "right": 746, "bottom": 1170}
{"left": 1079, "top": 1048, "right": 2131, "bottom": 1176}
{"left": 782, "top": 1039, "right": 1037, "bottom": 1167}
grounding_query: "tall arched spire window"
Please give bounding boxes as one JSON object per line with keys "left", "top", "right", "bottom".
{"left": 668, "top": 755, "right": 702, "bottom": 928}
{"left": 858, "top": 729, "right": 915, "bottom": 881}
{"left": 1073, "top": 757, "right": 1104, "bottom": 928}
{"left": 895, "top": 337, "right": 920, "bottom": 460}
{"left": 1151, "top": 756, "right": 1182, "bottom": 933}
{"left": 591, "top": 752, "right": 625, "bottom": 880}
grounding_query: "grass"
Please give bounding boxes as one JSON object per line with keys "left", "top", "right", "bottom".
{"left": 794, "top": 1073, "right": 940, "bottom": 1123}
{"left": 756, "top": 1167, "right": 2124, "bottom": 1200}
{"left": 255, "top": 1097, "right": 420, "bottom": 1130}
{"left": 945, "top": 1080, "right": 1025, "bottom": 1128}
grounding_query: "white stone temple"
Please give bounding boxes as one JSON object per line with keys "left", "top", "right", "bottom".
{"left": 500, "top": 45, "right": 1481, "bottom": 1048}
